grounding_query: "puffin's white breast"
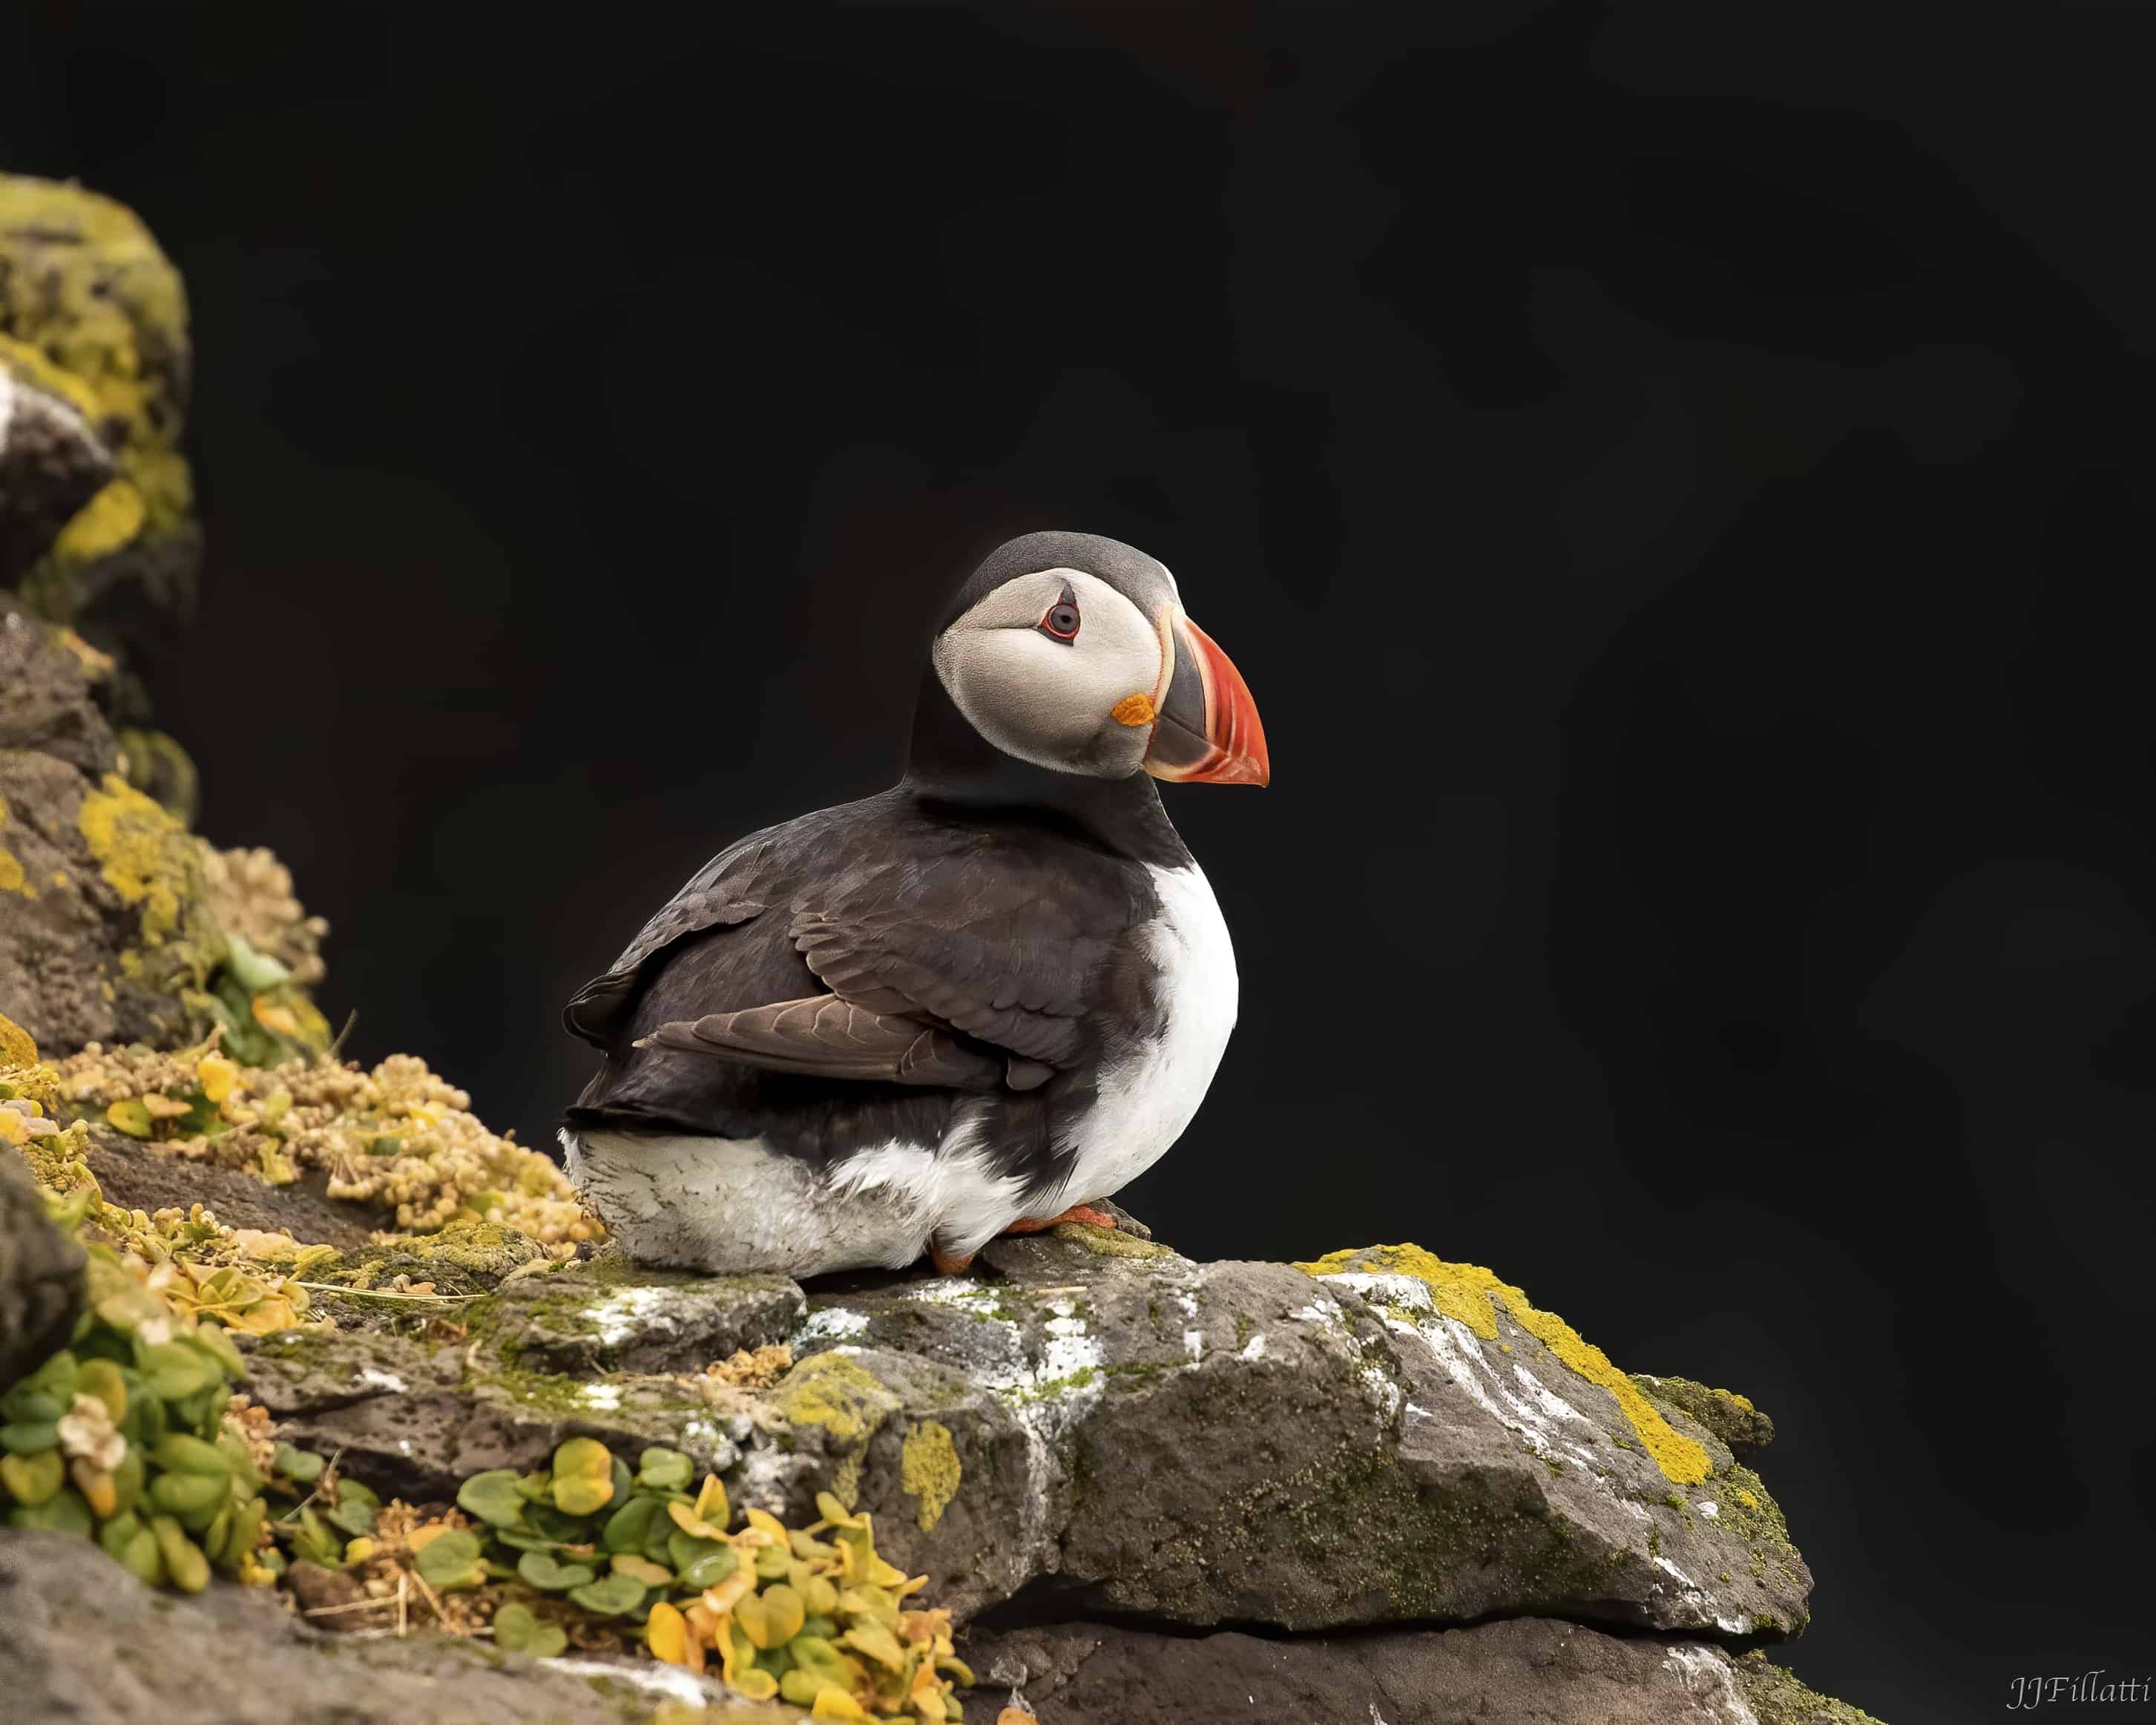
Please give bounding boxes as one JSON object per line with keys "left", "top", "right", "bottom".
{"left": 1039, "top": 859, "right": 1238, "bottom": 1214}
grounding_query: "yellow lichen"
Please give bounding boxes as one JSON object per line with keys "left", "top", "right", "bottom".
{"left": 0, "top": 330, "right": 103, "bottom": 421}
{"left": 772, "top": 1354, "right": 903, "bottom": 1510}
{"left": 0, "top": 794, "right": 33, "bottom": 898}
{"left": 50, "top": 479, "right": 144, "bottom": 561}
{"left": 773, "top": 1354, "right": 898, "bottom": 1448}
{"left": 1295, "top": 1243, "right": 1713, "bottom": 1487}
{"left": 1, "top": 174, "right": 195, "bottom": 620}
{"left": 0, "top": 1011, "right": 38, "bottom": 1069}
{"left": 76, "top": 772, "right": 193, "bottom": 942}
{"left": 899, "top": 1422, "right": 960, "bottom": 1532}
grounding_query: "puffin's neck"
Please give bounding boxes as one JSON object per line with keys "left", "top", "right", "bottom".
{"left": 900, "top": 668, "right": 1192, "bottom": 869}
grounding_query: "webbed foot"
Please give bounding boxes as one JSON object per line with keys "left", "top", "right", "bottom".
{"left": 1000, "top": 1203, "right": 1117, "bottom": 1235}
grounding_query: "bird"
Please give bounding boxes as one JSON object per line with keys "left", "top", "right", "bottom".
{"left": 558, "top": 530, "right": 1268, "bottom": 1277}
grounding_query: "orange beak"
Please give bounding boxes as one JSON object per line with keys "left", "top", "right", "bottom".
{"left": 1143, "top": 609, "right": 1270, "bottom": 786}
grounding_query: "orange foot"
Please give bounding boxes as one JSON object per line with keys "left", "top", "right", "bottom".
{"left": 929, "top": 1204, "right": 1118, "bottom": 1275}
{"left": 1000, "top": 1203, "right": 1117, "bottom": 1236}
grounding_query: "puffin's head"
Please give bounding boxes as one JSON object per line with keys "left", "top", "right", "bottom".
{"left": 930, "top": 530, "right": 1269, "bottom": 786}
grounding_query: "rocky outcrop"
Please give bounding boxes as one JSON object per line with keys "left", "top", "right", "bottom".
{"left": 0, "top": 624, "right": 214, "bottom": 1049}
{"left": 0, "top": 1146, "right": 82, "bottom": 1388}
{"left": 0, "top": 174, "right": 198, "bottom": 624}
{"left": 0, "top": 1197, "right": 1878, "bottom": 1722}
{"left": 0, "top": 343, "right": 113, "bottom": 587}
{"left": 197, "top": 1216, "right": 1856, "bottom": 1718}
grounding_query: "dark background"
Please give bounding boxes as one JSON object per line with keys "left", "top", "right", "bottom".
{"left": 8, "top": 5, "right": 2152, "bottom": 1718}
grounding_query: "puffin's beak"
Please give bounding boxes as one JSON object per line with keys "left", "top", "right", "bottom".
{"left": 1143, "top": 608, "right": 1270, "bottom": 786}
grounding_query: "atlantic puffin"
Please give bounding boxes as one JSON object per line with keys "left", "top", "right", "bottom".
{"left": 559, "top": 530, "right": 1267, "bottom": 1277}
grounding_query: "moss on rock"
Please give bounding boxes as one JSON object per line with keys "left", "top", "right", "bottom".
{"left": 1050, "top": 1220, "right": 1174, "bottom": 1260}
{"left": 1735, "top": 1651, "right": 1890, "bottom": 1724}
{"left": 1633, "top": 1372, "right": 1777, "bottom": 1453}
{"left": 320, "top": 1219, "right": 543, "bottom": 1296}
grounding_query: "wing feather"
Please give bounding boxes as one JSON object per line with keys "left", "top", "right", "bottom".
{"left": 634, "top": 993, "right": 1005, "bottom": 1089}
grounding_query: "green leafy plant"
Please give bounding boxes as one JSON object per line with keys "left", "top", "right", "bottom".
{"left": 0, "top": 1263, "right": 272, "bottom": 1592}
{"left": 441, "top": 1439, "right": 971, "bottom": 1720}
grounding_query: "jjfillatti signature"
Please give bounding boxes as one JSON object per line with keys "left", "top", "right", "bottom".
{"left": 2008, "top": 1672, "right": 2152, "bottom": 1709}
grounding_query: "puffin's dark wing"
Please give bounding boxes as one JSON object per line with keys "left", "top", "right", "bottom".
{"left": 787, "top": 849, "right": 1126, "bottom": 1071}
{"left": 561, "top": 834, "right": 776, "bottom": 1049}
{"left": 568, "top": 795, "right": 1151, "bottom": 1157}
{"left": 635, "top": 994, "right": 1005, "bottom": 1088}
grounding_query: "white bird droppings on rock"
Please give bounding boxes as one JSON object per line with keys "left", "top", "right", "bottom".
{"left": 586, "top": 1284, "right": 674, "bottom": 1345}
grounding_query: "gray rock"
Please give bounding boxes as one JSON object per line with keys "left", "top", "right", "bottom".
{"left": 0, "top": 737, "right": 200, "bottom": 1054}
{"left": 0, "top": 1147, "right": 82, "bottom": 1387}
{"left": 0, "top": 588, "right": 119, "bottom": 775}
{"left": 958, "top": 1617, "right": 1821, "bottom": 1725}
{"left": 0, "top": 1530, "right": 798, "bottom": 1725}
{"left": 0, "top": 361, "right": 111, "bottom": 588}
{"left": 241, "top": 1310, "right": 748, "bottom": 1507}
{"left": 492, "top": 1259, "right": 805, "bottom": 1376}
{"left": 772, "top": 1232, "right": 1811, "bottom": 1639}
{"left": 200, "top": 1218, "right": 1810, "bottom": 1643}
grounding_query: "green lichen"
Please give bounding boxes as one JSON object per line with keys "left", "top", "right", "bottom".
{"left": 1734, "top": 1652, "right": 1889, "bottom": 1725}
{"left": 115, "top": 729, "right": 200, "bottom": 827}
{"left": 772, "top": 1353, "right": 898, "bottom": 1446}
{"left": 1049, "top": 1221, "right": 1175, "bottom": 1261}
{"left": 319, "top": 1220, "right": 542, "bottom": 1297}
{"left": 898, "top": 1419, "right": 960, "bottom": 1531}
{"left": 767, "top": 1351, "right": 903, "bottom": 1509}
{"left": 1631, "top": 1372, "right": 1776, "bottom": 1452}
{"left": 1295, "top": 1243, "right": 1713, "bottom": 1487}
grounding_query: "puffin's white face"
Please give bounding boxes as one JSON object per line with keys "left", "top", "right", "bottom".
{"left": 933, "top": 567, "right": 1174, "bottom": 778}
{"left": 932, "top": 562, "right": 1269, "bottom": 785}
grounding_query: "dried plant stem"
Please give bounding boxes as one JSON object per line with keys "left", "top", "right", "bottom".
{"left": 295, "top": 1283, "right": 484, "bottom": 1303}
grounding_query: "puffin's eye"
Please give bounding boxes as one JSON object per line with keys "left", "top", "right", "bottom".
{"left": 1039, "top": 598, "right": 1081, "bottom": 642}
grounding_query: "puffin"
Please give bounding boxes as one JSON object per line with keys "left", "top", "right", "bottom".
{"left": 559, "top": 530, "right": 1268, "bottom": 1277}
